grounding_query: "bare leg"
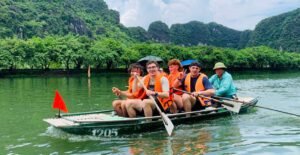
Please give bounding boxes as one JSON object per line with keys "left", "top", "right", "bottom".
{"left": 112, "top": 100, "right": 123, "bottom": 116}
{"left": 173, "top": 94, "right": 183, "bottom": 111}
{"left": 182, "top": 94, "right": 192, "bottom": 112}
{"left": 182, "top": 94, "right": 196, "bottom": 116}
{"left": 143, "top": 99, "right": 156, "bottom": 117}
{"left": 126, "top": 99, "right": 143, "bottom": 118}
{"left": 121, "top": 101, "right": 128, "bottom": 117}
{"left": 169, "top": 101, "right": 177, "bottom": 114}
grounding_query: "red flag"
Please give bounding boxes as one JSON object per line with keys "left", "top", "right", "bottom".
{"left": 52, "top": 90, "right": 68, "bottom": 113}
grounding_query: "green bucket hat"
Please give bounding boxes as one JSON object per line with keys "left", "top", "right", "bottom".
{"left": 213, "top": 62, "right": 227, "bottom": 70}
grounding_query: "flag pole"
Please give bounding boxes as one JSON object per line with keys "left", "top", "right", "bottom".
{"left": 58, "top": 109, "right": 61, "bottom": 118}
{"left": 53, "top": 90, "right": 69, "bottom": 116}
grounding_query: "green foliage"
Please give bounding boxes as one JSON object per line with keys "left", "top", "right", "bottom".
{"left": 0, "top": 0, "right": 130, "bottom": 41}
{"left": 238, "top": 30, "right": 252, "bottom": 49}
{"left": 169, "top": 21, "right": 243, "bottom": 48}
{"left": 126, "top": 27, "right": 149, "bottom": 42}
{"left": 90, "top": 38, "right": 126, "bottom": 69}
{"left": 121, "top": 48, "right": 141, "bottom": 68}
{"left": 0, "top": 36, "right": 299, "bottom": 70}
{"left": 249, "top": 8, "right": 300, "bottom": 52}
{"left": 129, "top": 8, "right": 300, "bottom": 52}
{"left": 1, "top": 0, "right": 300, "bottom": 52}
{"left": 0, "top": 1, "right": 300, "bottom": 71}
{"left": 148, "top": 21, "right": 170, "bottom": 43}
{"left": 0, "top": 38, "right": 26, "bottom": 69}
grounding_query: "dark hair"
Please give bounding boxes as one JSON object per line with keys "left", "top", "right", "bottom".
{"left": 189, "top": 62, "right": 202, "bottom": 68}
{"left": 146, "top": 61, "right": 159, "bottom": 68}
{"left": 128, "top": 63, "right": 144, "bottom": 75}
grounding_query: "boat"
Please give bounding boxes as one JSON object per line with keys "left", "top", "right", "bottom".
{"left": 44, "top": 97, "right": 258, "bottom": 137}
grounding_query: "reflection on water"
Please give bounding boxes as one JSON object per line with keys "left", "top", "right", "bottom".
{"left": 171, "top": 128, "right": 210, "bottom": 154}
{"left": 116, "top": 125, "right": 212, "bottom": 155}
{"left": 1, "top": 71, "right": 300, "bottom": 154}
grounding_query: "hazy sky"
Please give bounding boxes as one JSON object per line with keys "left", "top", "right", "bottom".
{"left": 104, "top": 0, "right": 300, "bottom": 31}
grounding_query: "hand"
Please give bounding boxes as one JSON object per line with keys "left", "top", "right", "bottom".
{"left": 178, "top": 72, "right": 185, "bottom": 79}
{"left": 132, "top": 72, "right": 138, "bottom": 78}
{"left": 192, "top": 91, "right": 203, "bottom": 97}
{"left": 112, "top": 87, "right": 120, "bottom": 94}
{"left": 112, "top": 87, "right": 117, "bottom": 93}
{"left": 146, "top": 90, "right": 156, "bottom": 96}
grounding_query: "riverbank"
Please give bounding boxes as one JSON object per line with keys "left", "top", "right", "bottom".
{"left": 0, "top": 68, "right": 128, "bottom": 77}
{"left": 1, "top": 67, "right": 299, "bottom": 77}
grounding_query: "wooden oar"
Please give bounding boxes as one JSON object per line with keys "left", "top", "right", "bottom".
{"left": 135, "top": 75, "right": 174, "bottom": 136}
{"left": 213, "top": 96, "right": 300, "bottom": 117}
{"left": 172, "top": 88, "right": 242, "bottom": 113}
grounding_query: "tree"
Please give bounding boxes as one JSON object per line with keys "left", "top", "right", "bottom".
{"left": 90, "top": 38, "right": 125, "bottom": 69}
{"left": 0, "top": 38, "right": 26, "bottom": 69}
{"left": 121, "top": 47, "right": 141, "bottom": 68}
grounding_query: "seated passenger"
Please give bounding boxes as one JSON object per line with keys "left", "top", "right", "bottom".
{"left": 112, "top": 63, "right": 143, "bottom": 117}
{"left": 167, "top": 59, "right": 184, "bottom": 113}
{"left": 175, "top": 62, "right": 215, "bottom": 113}
{"left": 126, "top": 61, "right": 171, "bottom": 117}
{"left": 209, "top": 62, "right": 237, "bottom": 99}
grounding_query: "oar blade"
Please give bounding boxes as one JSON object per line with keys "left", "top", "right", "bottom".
{"left": 161, "top": 112, "right": 174, "bottom": 136}
{"left": 222, "top": 100, "right": 242, "bottom": 113}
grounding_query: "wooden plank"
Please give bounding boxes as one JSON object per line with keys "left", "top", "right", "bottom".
{"left": 65, "top": 113, "right": 127, "bottom": 122}
{"left": 43, "top": 118, "right": 78, "bottom": 127}
{"left": 44, "top": 113, "right": 128, "bottom": 127}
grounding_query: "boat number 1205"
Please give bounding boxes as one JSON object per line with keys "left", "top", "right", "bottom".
{"left": 92, "top": 128, "right": 118, "bottom": 137}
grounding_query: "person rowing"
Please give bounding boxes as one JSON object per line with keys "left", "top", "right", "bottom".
{"left": 127, "top": 61, "right": 172, "bottom": 118}
{"left": 111, "top": 63, "right": 143, "bottom": 117}
{"left": 167, "top": 59, "right": 185, "bottom": 113}
{"left": 209, "top": 62, "right": 237, "bottom": 99}
{"left": 174, "top": 62, "right": 215, "bottom": 114}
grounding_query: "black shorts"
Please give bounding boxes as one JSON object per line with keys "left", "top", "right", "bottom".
{"left": 152, "top": 107, "right": 170, "bottom": 116}
{"left": 192, "top": 99, "right": 206, "bottom": 111}
{"left": 136, "top": 109, "right": 145, "bottom": 117}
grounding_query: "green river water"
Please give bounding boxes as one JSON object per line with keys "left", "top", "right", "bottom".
{"left": 1, "top": 71, "right": 300, "bottom": 154}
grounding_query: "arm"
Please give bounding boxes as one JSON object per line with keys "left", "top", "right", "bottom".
{"left": 120, "top": 90, "right": 131, "bottom": 98}
{"left": 192, "top": 77, "right": 215, "bottom": 96}
{"left": 201, "top": 88, "right": 215, "bottom": 96}
{"left": 113, "top": 76, "right": 139, "bottom": 98}
{"left": 133, "top": 76, "right": 144, "bottom": 92}
{"left": 172, "top": 78, "right": 182, "bottom": 88}
{"left": 172, "top": 73, "right": 185, "bottom": 88}
{"left": 131, "top": 77, "right": 138, "bottom": 93}
{"left": 158, "top": 77, "right": 169, "bottom": 98}
{"left": 112, "top": 87, "right": 132, "bottom": 98}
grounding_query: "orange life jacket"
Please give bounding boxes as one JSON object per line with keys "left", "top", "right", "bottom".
{"left": 142, "top": 74, "right": 172, "bottom": 111}
{"left": 184, "top": 73, "right": 211, "bottom": 106}
{"left": 128, "top": 76, "right": 145, "bottom": 99}
{"left": 128, "top": 76, "right": 134, "bottom": 93}
{"left": 167, "top": 71, "right": 183, "bottom": 95}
